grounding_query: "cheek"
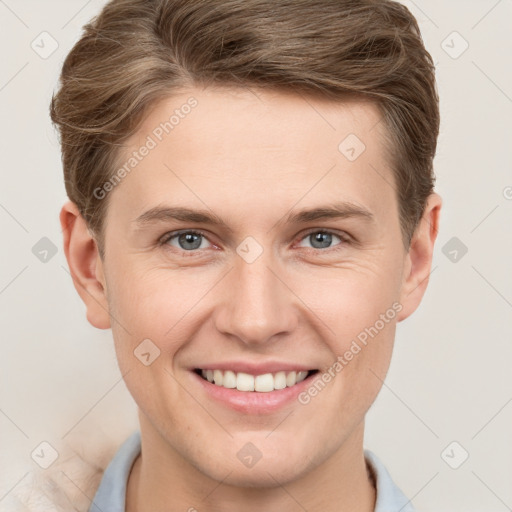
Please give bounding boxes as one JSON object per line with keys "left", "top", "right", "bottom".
{"left": 292, "top": 257, "right": 402, "bottom": 344}
{"left": 290, "top": 260, "right": 400, "bottom": 400}
{"left": 317, "top": 317, "right": 396, "bottom": 438}
{"left": 106, "top": 265, "right": 210, "bottom": 360}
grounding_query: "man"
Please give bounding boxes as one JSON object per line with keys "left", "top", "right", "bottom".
{"left": 51, "top": 1, "right": 441, "bottom": 510}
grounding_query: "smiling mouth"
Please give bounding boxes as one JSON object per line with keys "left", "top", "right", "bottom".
{"left": 194, "top": 368, "right": 319, "bottom": 392}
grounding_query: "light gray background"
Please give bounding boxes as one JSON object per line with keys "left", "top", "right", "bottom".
{"left": 1, "top": 1, "right": 511, "bottom": 510}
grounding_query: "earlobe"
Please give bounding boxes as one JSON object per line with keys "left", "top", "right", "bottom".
{"left": 397, "top": 193, "right": 442, "bottom": 322}
{"left": 60, "top": 201, "right": 111, "bottom": 330}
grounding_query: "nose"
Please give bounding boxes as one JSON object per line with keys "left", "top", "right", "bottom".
{"left": 213, "top": 250, "right": 299, "bottom": 347}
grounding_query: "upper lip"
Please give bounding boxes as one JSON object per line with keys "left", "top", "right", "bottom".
{"left": 193, "top": 361, "right": 317, "bottom": 375}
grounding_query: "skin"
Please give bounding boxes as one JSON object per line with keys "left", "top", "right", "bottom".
{"left": 60, "top": 86, "right": 441, "bottom": 512}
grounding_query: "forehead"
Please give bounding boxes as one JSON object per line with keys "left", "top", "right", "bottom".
{"left": 132, "top": 86, "right": 385, "bottom": 160}
{"left": 111, "top": 86, "right": 397, "bottom": 229}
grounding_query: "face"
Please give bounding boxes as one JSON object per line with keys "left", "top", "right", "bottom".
{"left": 72, "top": 86, "right": 436, "bottom": 487}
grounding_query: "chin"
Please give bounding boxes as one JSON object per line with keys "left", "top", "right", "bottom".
{"left": 192, "top": 442, "right": 315, "bottom": 490}
{"left": 213, "top": 464, "right": 305, "bottom": 489}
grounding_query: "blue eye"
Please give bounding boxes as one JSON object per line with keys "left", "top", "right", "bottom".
{"left": 297, "top": 230, "right": 345, "bottom": 250}
{"left": 159, "top": 229, "right": 348, "bottom": 254}
{"left": 160, "top": 230, "right": 211, "bottom": 251}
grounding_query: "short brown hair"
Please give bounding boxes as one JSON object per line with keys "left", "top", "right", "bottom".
{"left": 50, "top": 0, "right": 439, "bottom": 257}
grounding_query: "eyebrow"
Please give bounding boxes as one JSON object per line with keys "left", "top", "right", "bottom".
{"left": 133, "top": 201, "right": 374, "bottom": 231}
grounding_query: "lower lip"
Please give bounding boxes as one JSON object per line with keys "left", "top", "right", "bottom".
{"left": 190, "top": 370, "right": 318, "bottom": 414}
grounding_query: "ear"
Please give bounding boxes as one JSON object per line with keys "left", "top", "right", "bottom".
{"left": 397, "top": 193, "right": 442, "bottom": 322}
{"left": 60, "top": 200, "right": 111, "bottom": 329}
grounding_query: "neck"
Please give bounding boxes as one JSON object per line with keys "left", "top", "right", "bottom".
{"left": 126, "top": 414, "right": 376, "bottom": 512}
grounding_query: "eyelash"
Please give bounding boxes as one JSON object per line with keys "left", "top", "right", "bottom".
{"left": 158, "top": 228, "right": 352, "bottom": 256}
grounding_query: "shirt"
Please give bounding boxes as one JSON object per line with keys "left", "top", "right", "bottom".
{"left": 88, "top": 430, "right": 417, "bottom": 512}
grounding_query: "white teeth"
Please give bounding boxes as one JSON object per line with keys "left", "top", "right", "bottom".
{"left": 286, "top": 371, "right": 297, "bottom": 387}
{"left": 213, "top": 369, "right": 223, "bottom": 386}
{"left": 254, "top": 373, "right": 274, "bottom": 392}
{"left": 236, "top": 372, "right": 254, "bottom": 391}
{"left": 199, "top": 369, "right": 312, "bottom": 392}
{"left": 223, "top": 370, "right": 237, "bottom": 388}
{"left": 274, "top": 371, "right": 287, "bottom": 390}
{"left": 296, "top": 371, "right": 308, "bottom": 383}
